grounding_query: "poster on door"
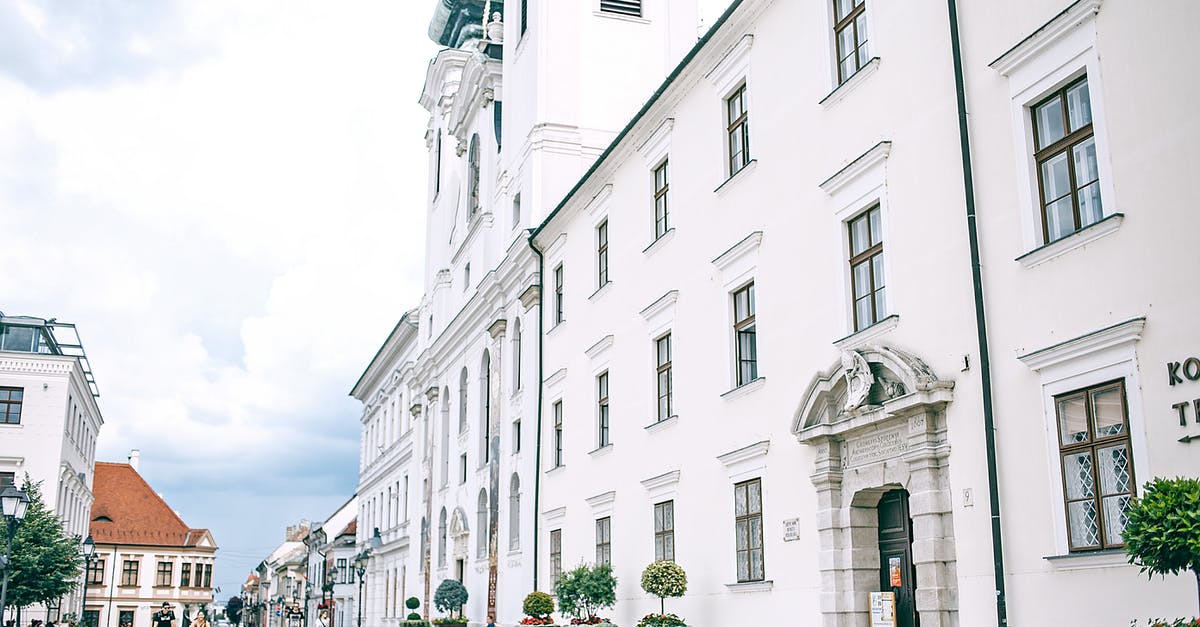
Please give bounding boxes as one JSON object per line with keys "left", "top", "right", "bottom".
{"left": 888, "top": 556, "right": 903, "bottom": 587}
{"left": 870, "top": 591, "right": 896, "bottom": 627}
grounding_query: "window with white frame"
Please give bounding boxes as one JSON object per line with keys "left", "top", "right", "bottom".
{"left": 509, "top": 473, "right": 521, "bottom": 550}
{"left": 597, "top": 371, "right": 610, "bottom": 447}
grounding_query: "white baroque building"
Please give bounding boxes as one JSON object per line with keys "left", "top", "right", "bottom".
{"left": 359, "top": 0, "right": 1199, "bottom": 626}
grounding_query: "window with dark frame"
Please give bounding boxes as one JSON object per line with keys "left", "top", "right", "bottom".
{"left": 1032, "top": 75, "right": 1101, "bottom": 244}
{"left": 554, "top": 264, "right": 564, "bottom": 325}
{"left": 733, "top": 283, "right": 758, "bottom": 386}
{"left": 1055, "top": 379, "right": 1135, "bottom": 552}
{"left": 156, "top": 561, "right": 173, "bottom": 587}
{"left": 654, "top": 500, "right": 675, "bottom": 562}
{"left": 121, "top": 560, "right": 139, "bottom": 586}
{"left": 87, "top": 558, "right": 106, "bottom": 585}
{"left": 180, "top": 562, "right": 192, "bottom": 587}
{"left": 733, "top": 478, "right": 765, "bottom": 582}
{"left": 459, "top": 368, "right": 469, "bottom": 432}
{"left": 0, "top": 387, "right": 23, "bottom": 425}
{"left": 520, "top": 0, "right": 528, "bottom": 36}
{"left": 460, "top": 453, "right": 468, "bottom": 484}
{"left": 434, "top": 133, "right": 442, "bottom": 195}
{"left": 203, "top": 563, "right": 212, "bottom": 588}
{"left": 597, "top": 219, "right": 610, "bottom": 288}
{"left": 595, "top": 517, "right": 612, "bottom": 566}
{"left": 553, "top": 401, "right": 564, "bottom": 467}
{"left": 468, "top": 134, "right": 481, "bottom": 220}
{"left": 336, "top": 558, "right": 347, "bottom": 584}
{"left": 0, "top": 472, "right": 14, "bottom": 489}
{"left": 656, "top": 334, "right": 673, "bottom": 421}
{"left": 833, "top": 0, "right": 869, "bottom": 84}
{"left": 726, "top": 85, "right": 750, "bottom": 176}
{"left": 597, "top": 372, "right": 610, "bottom": 447}
{"left": 600, "top": 0, "right": 641, "bottom": 17}
{"left": 848, "top": 205, "right": 886, "bottom": 332}
{"left": 513, "top": 419, "right": 522, "bottom": 453}
{"left": 654, "top": 160, "right": 669, "bottom": 238}
{"left": 550, "top": 529, "right": 562, "bottom": 585}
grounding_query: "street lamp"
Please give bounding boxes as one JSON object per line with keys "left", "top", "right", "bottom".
{"left": 80, "top": 536, "right": 96, "bottom": 627}
{"left": 0, "top": 486, "right": 31, "bottom": 627}
{"left": 354, "top": 529, "right": 381, "bottom": 627}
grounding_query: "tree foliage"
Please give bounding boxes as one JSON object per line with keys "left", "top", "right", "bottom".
{"left": 225, "top": 596, "right": 244, "bottom": 626}
{"left": 433, "top": 579, "right": 468, "bottom": 617}
{"left": 522, "top": 591, "right": 554, "bottom": 618}
{"left": 552, "top": 563, "right": 616, "bottom": 620}
{"left": 2, "top": 476, "right": 83, "bottom": 610}
{"left": 1124, "top": 476, "right": 1200, "bottom": 613}
{"left": 406, "top": 596, "right": 421, "bottom": 611}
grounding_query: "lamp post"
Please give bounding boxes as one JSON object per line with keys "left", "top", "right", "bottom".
{"left": 353, "top": 529, "right": 381, "bottom": 627}
{"left": 80, "top": 536, "right": 96, "bottom": 627}
{"left": 0, "top": 486, "right": 31, "bottom": 627}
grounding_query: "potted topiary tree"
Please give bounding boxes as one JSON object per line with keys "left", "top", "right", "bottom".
{"left": 553, "top": 563, "right": 617, "bottom": 625}
{"left": 1124, "top": 476, "right": 1200, "bottom": 618}
{"left": 402, "top": 596, "right": 428, "bottom": 625}
{"left": 638, "top": 561, "right": 688, "bottom": 627}
{"left": 520, "top": 591, "right": 556, "bottom": 625}
{"left": 433, "top": 579, "right": 469, "bottom": 625}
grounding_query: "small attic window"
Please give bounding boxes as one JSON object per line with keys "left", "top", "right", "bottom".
{"left": 600, "top": 0, "right": 642, "bottom": 18}
{"left": 93, "top": 515, "right": 113, "bottom": 522}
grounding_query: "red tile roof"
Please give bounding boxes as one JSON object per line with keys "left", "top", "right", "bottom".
{"left": 337, "top": 519, "right": 357, "bottom": 538}
{"left": 89, "top": 462, "right": 215, "bottom": 548}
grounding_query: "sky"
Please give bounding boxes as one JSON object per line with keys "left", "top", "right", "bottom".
{"left": 0, "top": 0, "right": 732, "bottom": 601}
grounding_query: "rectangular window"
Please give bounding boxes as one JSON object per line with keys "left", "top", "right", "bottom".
{"left": 600, "top": 0, "right": 641, "bottom": 17}
{"left": 155, "top": 561, "right": 173, "bottom": 587}
{"left": 1032, "top": 76, "right": 1101, "bottom": 243}
{"left": 1056, "top": 380, "right": 1135, "bottom": 551}
{"left": 550, "top": 529, "right": 562, "bottom": 585}
{"left": 434, "top": 133, "right": 442, "bottom": 195}
{"left": 203, "top": 564, "right": 212, "bottom": 588}
{"left": 654, "top": 500, "right": 675, "bottom": 562}
{"left": 595, "top": 517, "right": 612, "bottom": 566}
{"left": 0, "top": 387, "right": 23, "bottom": 425}
{"left": 653, "top": 160, "right": 669, "bottom": 238}
{"left": 121, "top": 560, "right": 139, "bottom": 586}
{"left": 656, "top": 334, "right": 673, "bottom": 421}
{"left": 597, "top": 372, "right": 610, "bottom": 447}
{"left": 733, "top": 478, "right": 765, "bottom": 582}
{"left": 180, "top": 563, "right": 191, "bottom": 587}
{"left": 87, "top": 559, "right": 106, "bottom": 585}
{"left": 726, "top": 85, "right": 750, "bottom": 176}
{"left": 463, "top": 263, "right": 471, "bottom": 291}
{"left": 512, "top": 192, "right": 522, "bottom": 229}
{"left": 460, "top": 453, "right": 468, "bottom": 484}
{"left": 848, "top": 205, "right": 886, "bottom": 331}
{"left": 513, "top": 419, "right": 522, "bottom": 453}
{"left": 833, "top": 0, "right": 869, "bottom": 84}
{"left": 0, "top": 472, "right": 13, "bottom": 489}
{"left": 597, "top": 220, "right": 610, "bottom": 288}
{"left": 554, "top": 265, "right": 565, "bottom": 325}
{"left": 733, "top": 283, "right": 758, "bottom": 385}
{"left": 553, "top": 401, "right": 564, "bottom": 467}
{"left": 337, "top": 558, "right": 348, "bottom": 584}
{"left": 520, "top": 0, "right": 528, "bottom": 36}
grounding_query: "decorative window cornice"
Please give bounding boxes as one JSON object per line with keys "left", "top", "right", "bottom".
{"left": 711, "top": 231, "right": 763, "bottom": 272}
{"left": 990, "top": 0, "right": 1103, "bottom": 76}
{"left": 541, "top": 507, "right": 566, "bottom": 524}
{"left": 585, "top": 335, "right": 615, "bottom": 361}
{"left": 705, "top": 34, "right": 754, "bottom": 95}
{"left": 636, "top": 118, "right": 673, "bottom": 167}
{"left": 819, "top": 141, "right": 892, "bottom": 196}
{"left": 640, "top": 469, "right": 680, "bottom": 493}
{"left": 585, "top": 184, "right": 613, "bottom": 217}
{"left": 544, "top": 368, "right": 568, "bottom": 390}
{"left": 1017, "top": 317, "right": 1146, "bottom": 372}
{"left": 717, "top": 440, "right": 770, "bottom": 482}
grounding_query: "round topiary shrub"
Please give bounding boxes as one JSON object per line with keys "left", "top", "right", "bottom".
{"left": 523, "top": 591, "right": 555, "bottom": 618}
{"left": 641, "top": 561, "right": 688, "bottom": 616}
{"left": 407, "top": 613, "right": 421, "bottom": 620}
{"left": 406, "top": 597, "right": 421, "bottom": 611}
{"left": 434, "top": 579, "right": 469, "bottom": 619}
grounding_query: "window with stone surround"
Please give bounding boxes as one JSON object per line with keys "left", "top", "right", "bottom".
{"left": 550, "top": 529, "right": 562, "bottom": 585}
{"left": 655, "top": 334, "right": 673, "bottom": 421}
{"left": 120, "top": 560, "right": 139, "bottom": 586}
{"left": 597, "top": 371, "right": 610, "bottom": 448}
{"left": 1055, "top": 379, "right": 1135, "bottom": 552}
{"left": 726, "top": 85, "right": 750, "bottom": 176}
{"left": 554, "top": 264, "right": 565, "bottom": 325}
{"left": 733, "top": 478, "right": 764, "bottom": 582}
{"left": 848, "top": 205, "right": 886, "bottom": 331}
{"left": 654, "top": 500, "right": 675, "bottom": 562}
{"left": 1032, "top": 76, "right": 1101, "bottom": 244}
{"left": 0, "top": 387, "right": 23, "bottom": 425}
{"left": 180, "top": 562, "right": 192, "bottom": 587}
{"left": 597, "top": 220, "right": 609, "bottom": 289}
{"left": 476, "top": 489, "right": 489, "bottom": 556}
{"left": 155, "top": 561, "right": 173, "bottom": 587}
{"left": 733, "top": 283, "right": 757, "bottom": 385}
{"left": 653, "top": 160, "right": 669, "bottom": 239}
{"left": 88, "top": 558, "right": 106, "bottom": 585}
{"left": 595, "top": 517, "right": 612, "bottom": 566}
{"left": 553, "top": 401, "right": 564, "bottom": 467}
{"left": 833, "top": 0, "right": 869, "bottom": 84}
{"left": 467, "top": 134, "right": 481, "bottom": 220}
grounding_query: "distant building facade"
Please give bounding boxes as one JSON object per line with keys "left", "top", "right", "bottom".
{"left": 86, "top": 458, "right": 217, "bottom": 627}
{"left": 0, "top": 312, "right": 103, "bottom": 622}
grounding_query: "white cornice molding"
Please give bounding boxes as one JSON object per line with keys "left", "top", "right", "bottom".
{"left": 585, "top": 335, "right": 614, "bottom": 361}
{"left": 990, "top": 0, "right": 1103, "bottom": 76}
{"left": 419, "top": 48, "right": 471, "bottom": 112}
{"left": 640, "top": 470, "right": 680, "bottom": 493}
{"left": 585, "top": 490, "right": 616, "bottom": 510}
{"left": 712, "top": 231, "right": 763, "bottom": 272}
{"left": 544, "top": 368, "right": 568, "bottom": 390}
{"left": 541, "top": 507, "right": 566, "bottom": 524}
{"left": 585, "top": 184, "right": 613, "bottom": 217}
{"left": 639, "top": 290, "right": 679, "bottom": 322}
{"left": 544, "top": 232, "right": 568, "bottom": 263}
{"left": 705, "top": 33, "right": 754, "bottom": 95}
{"left": 1018, "top": 317, "right": 1146, "bottom": 372}
{"left": 636, "top": 118, "right": 674, "bottom": 167}
{"left": 819, "top": 141, "right": 892, "bottom": 196}
{"left": 717, "top": 440, "right": 770, "bottom": 482}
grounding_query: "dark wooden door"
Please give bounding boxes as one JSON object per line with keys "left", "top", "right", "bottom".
{"left": 878, "top": 490, "right": 919, "bottom": 627}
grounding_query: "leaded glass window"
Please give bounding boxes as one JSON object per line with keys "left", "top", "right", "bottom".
{"left": 733, "top": 478, "right": 764, "bottom": 582}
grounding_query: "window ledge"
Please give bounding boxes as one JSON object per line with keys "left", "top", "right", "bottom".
{"left": 507, "top": 549, "right": 522, "bottom": 557}
{"left": 588, "top": 444, "right": 614, "bottom": 457}
{"left": 820, "top": 57, "right": 881, "bottom": 108}
{"left": 546, "top": 464, "right": 566, "bottom": 475}
{"left": 714, "top": 159, "right": 758, "bottom": 196}
{"left": 546, "top": 320, "right": 567, "bottom": 337}
{"left": 722, "top": 377, "right": 766, "bottom": 401}
{"left": 589, "top": 282, "right": 613, "bottom": 302}
{"left": 644, "top": 415, "right": 679, "bottom": 433}
{"left": 1044, "top": 548, "right": 1131, "bottom": 571}
{"left": 1016, "top": 213, "right": 1124, "bottom": 268}
{"left": 725, "top": 580, "right": 773, "bottom": 593}
{"left": 833, "top": 314, "right": 900, "bottom": 351}
{"left": 643, "top": 228, "right": 676, "bottom": 256}
{"left": 593, "top": 10, "right": 650, "bottom": 25}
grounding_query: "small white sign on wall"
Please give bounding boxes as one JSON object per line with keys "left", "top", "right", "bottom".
{"left": 782, "top": 518, "right": 800, "bottom": 542}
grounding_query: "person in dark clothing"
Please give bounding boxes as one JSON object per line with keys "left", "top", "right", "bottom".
{"left": 152, "top": 603, "right": 176, "bottom": 627}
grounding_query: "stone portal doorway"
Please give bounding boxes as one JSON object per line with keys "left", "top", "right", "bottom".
{"left": 878, "top": 489, "right": 918, "bottom": 627}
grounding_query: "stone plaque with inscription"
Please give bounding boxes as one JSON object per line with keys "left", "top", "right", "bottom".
{"left": 844, "top": 427, "right": 908, "bottom": 467}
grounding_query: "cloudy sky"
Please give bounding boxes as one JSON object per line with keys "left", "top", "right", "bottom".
{"left": 0, "top": 0, "right": 731, "bottom": 600}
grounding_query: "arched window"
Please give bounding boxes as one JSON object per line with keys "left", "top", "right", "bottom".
{"left": 480, "top": 350, "right": 492, "bottom": 463}
{"left": 468, "top": 134, "right": 481, "bottom": 220}
{"left": 438, "top": 507, "right": 448, "bottom": 567}
{"left": 477, "top": 488, "right": 489, "bottom": 556}
{"left": 441, "top": 386, "right": 451, "bottom": 487}
{"left": 511, "top": 318, "right": 522, "bottom": 392}
{"left": 459, "top": 367, "right": 469, "bottom": 433}
{"left": 419, "top": 516, "right": 428, "bottom": 570}
{"left": 509, "top": 473, "right": 520, "bottom": 551}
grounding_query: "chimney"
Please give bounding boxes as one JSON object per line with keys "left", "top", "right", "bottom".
{"left": 128, "top": 449, "right": 141, "bottom": 471}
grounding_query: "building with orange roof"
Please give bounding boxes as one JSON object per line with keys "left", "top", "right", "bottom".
{"left": 84, "top": 456, "right": 217, "bottom": 627}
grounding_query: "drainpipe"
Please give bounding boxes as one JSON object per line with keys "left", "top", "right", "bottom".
{"left": 526, "top": 234, "right": 546, "bottom": 592}
{"left": 946, "top": 1, "right": 1008, "bottom": 625}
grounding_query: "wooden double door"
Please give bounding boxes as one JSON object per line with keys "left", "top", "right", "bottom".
{"left": 878, "top": 489, "right": 919, "bottom": 627}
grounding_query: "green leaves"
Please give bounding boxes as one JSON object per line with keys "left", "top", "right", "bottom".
{"left": 552, "top": 563, "right": 617, "bottom": 620}
{"left": 1124, "top": 477, "right": 1200, "bottom": 578}
{"left": 640, "top": 561, "right": 687, "bottom": 600}
{"left": 2, "top": 476, "right": 83, "bottom": 610}
{"left": 522, "top": 591, "right": 554, "bottom": 618}
{"left": 432, "top": 579, "right": 468, "bottom": 618}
